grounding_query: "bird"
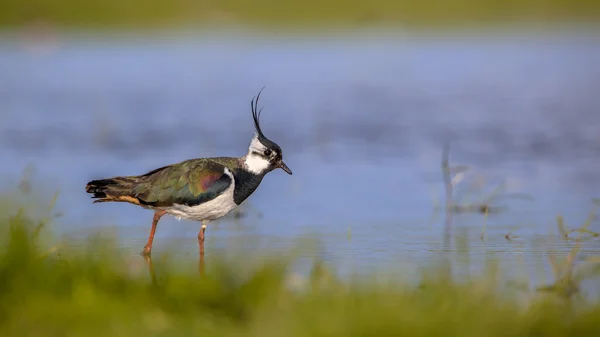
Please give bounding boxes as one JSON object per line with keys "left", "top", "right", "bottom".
{"left": 85, "top": 88, "right": 292, "bottom": 256}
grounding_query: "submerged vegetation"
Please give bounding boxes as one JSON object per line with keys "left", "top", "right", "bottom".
{"left": 0, "top": 0, "right": 599, "bottom": 29}
{"left": 1, "top": 190, "right": 600, "bottom": 337}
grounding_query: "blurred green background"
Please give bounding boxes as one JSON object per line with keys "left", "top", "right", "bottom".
{"left": 1, "top": 0, "right": 599, "bottom": 29}
{"left": 1, "top": 199, "right": 600, "bottom": 337}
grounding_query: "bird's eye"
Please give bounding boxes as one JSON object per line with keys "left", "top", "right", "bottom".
{"left": 263, "top": 149, "right": 272, "bottom": 156}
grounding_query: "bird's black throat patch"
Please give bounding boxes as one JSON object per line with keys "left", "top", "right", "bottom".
{"left": 232, "top": 168, "right": 266, "bottom": 205}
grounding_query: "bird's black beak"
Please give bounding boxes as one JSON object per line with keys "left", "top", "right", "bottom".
{"left": 278, "top": 161, "right": 292, "bottom": 175}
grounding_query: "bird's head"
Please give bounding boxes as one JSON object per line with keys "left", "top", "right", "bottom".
{"left": 243, "top": 88, "right": 292, "bottom": 176}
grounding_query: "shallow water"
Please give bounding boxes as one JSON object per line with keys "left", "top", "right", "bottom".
{"left": 1, "top": 29, "right": 600, "bottom": 290}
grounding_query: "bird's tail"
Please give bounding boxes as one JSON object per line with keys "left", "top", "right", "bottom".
{"left": 85, "top": 177, "right": 143, "bottom": 205}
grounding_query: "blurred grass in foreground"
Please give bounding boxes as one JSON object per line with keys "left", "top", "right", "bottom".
{"left": 1, "top": 195, "right": 600, "bottom": 336}
{"left": 1, "top": 0, "right": 599, "bottom": 29}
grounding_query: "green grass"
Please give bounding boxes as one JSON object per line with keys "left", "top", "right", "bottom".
{"left": 0, "top": 0, "right": 599, "bottom": 29}
{"left": 1, "top": 194, "right": 600, "bottom": 336}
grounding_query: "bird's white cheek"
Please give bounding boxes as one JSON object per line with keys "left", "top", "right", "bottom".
{"left": 244, "top": 154, "right": 270, "bottom": 174}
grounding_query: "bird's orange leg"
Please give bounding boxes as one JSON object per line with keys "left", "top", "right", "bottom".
{"left": 197, "top": 221, "right": 207, "bottom": 255}
{"left": 198, "top": 221, "right": 207, "bottom": 276}
{"left": 141, "top": 210, "right": 166, "bottom": 256}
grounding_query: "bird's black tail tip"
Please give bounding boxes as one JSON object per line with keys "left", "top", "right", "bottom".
{"left": 85, "top": 178, "right": 117, "bottom": 199}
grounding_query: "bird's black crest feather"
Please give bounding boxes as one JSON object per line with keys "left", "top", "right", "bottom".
{"left": 249, "top": 86, "right": 281, "bottom": 152}
{"left": 251, "top": 86, "right": 266, "bottom": 137}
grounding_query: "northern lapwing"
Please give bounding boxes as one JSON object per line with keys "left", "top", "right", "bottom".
{"left": 85, "top": 88, "right": 292, "bottom": 256}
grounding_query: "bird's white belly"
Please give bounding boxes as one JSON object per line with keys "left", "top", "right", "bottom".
{"left": 164, "top": 180, "right": 237, "bottom": 222}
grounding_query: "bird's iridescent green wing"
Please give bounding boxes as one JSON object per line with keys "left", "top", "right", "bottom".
{"left": 131, "top": 160, "right": 232, "bottom": 207}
